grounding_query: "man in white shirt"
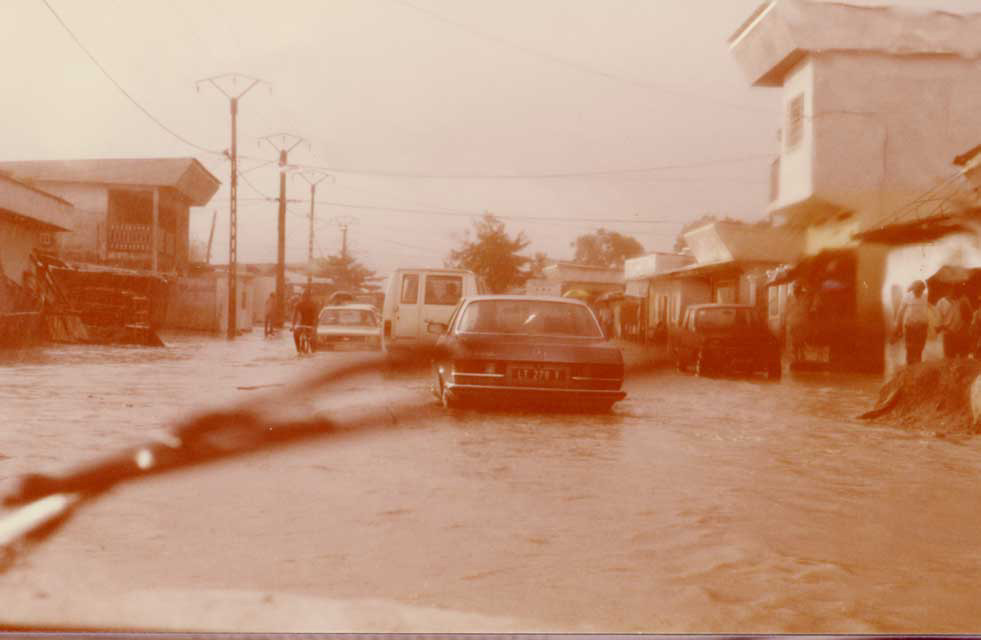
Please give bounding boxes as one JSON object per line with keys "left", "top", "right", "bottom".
{"left": 894, "top": 280, "right": 931, "bottom": 365}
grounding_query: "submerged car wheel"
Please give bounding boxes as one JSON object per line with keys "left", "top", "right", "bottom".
{"left": 695, "top": 350, "right": 709, "bottom": 377}
{"left": 441, "top": 383, "right": 459, "bottom": 409}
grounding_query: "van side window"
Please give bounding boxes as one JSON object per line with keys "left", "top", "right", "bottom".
{"left": 400, "top": 274, "right": 419, "bottom": 304}
{"left": 425, "top": 275, "right": 462, "bottom": 305}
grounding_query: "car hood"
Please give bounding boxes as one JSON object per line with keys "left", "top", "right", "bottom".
{"left": 448, "top": 334, "right": 622, "bottom": 365}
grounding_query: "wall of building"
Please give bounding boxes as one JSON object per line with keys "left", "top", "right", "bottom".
{"left": 165, "top": 274, "right": 255, "bottom": 333}
{"left": 216, "top": 275, "right": 255, "bottom": 334}
{"left": 36, "top": 183, "right": 109, "bottom": 262}
{"left": 251, "top": 275, "right": 277, "bottom": 323}
{"left": 649, "top": 278, "right": 712, "bottom": 328}
{"left": 777, "top": 52, "right": 981, "bottom": 231}
{"left": 775, "top": 56, "right": 816, "bottom": 209}
{"left": 0, "top": 217, "right": 41, "bottom": 286}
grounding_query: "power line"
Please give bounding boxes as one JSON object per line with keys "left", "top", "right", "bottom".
{"left": 262, "top": 153, "right": 772, "bottom": 181}
{"left": 389, "top": 0, "right": 777, "bottom": 115}
{"left": 40, "top": 0, "right": 222, "bottom": 155}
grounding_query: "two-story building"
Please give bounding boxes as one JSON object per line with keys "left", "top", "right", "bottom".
{"left": 730, "top": 0, "right": 981, "bottom": 371}
{"left": 0, "top": 158, "right": 220, "bottom": 274}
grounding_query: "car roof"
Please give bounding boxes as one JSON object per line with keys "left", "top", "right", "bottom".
{"left": 391, "top": 268, "right": 474, "bottom": 275}
{"left": 320, "top": 304, "right": 377, "bottom": 312}
{"left": 460, "top": 295, "right": 589, "bottom": 306}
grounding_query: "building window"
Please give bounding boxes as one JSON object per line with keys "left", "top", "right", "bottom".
{"left": 785, "top": 93, "right": 804, "bottom": 150}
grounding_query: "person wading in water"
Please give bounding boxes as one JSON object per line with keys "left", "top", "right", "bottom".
{"left": 291, "top": 289, "right": 319, "bottom": 354}
{"left": 894, "top": 280, "right": 931, "bottom": 365}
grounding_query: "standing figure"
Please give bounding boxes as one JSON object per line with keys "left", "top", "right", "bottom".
{"left": 894, "top": 280, "right": 930, "bottom": 365}
{"left": 264, "top": 292, "right": 277, "bottom": 337}
{"left": 785, "top": 285, "right": 809, "bottom": 364}
{"left": 937, "top": 286, "right": 972, "bottom": 358}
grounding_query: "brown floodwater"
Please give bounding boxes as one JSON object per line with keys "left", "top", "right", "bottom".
{"left": 1, "top": 332, "right": 980, "bottom": 633}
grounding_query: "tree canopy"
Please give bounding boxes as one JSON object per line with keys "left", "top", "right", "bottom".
{"left": 571, "top": 228, "right": 645, "bottom": 269}
{"left": 446, "top": 213, "right": 532, "bottom": 293}
{"left": 313, "top": 253, "right": 382, "bottom": 293}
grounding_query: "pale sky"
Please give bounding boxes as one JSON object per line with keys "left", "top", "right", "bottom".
{"left": 2, "top": 0, "right": 979, "bottom": 276}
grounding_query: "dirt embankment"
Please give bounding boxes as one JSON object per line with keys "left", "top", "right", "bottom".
{"left": 860, "top": 359, "right": 981, "bottom": 435}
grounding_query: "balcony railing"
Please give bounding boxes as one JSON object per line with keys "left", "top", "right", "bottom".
{"left": 107, "top": 224, "right": 175, "bottom": 255}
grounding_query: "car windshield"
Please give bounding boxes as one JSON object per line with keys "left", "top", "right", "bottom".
{"left": 319, "top": 308, "right": 377, "bottom": 327}
{"left": 456, "top": 299, "right": 603, "bottom": 337}
{"left": 695, "top": 307, "right": 758, "bottom": 330}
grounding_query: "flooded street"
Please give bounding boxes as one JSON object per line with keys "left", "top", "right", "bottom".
{"left": 3, "top": 332, "right": 981, "bottom": 632}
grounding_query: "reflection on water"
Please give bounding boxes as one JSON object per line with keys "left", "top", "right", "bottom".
{"left": 3, "top": 332, "right": 981, "bottom": 632}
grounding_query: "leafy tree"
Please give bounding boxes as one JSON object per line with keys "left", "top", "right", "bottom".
{"left": 314, "top": 253, "right": 382, "bottom": 292}
{"left": 446, "top": 213, "right": 532, "bottom": 293}
{"left": 571, "top": 228, "right": 645, "bottom": 268}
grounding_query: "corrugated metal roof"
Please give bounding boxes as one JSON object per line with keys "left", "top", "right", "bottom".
{"left": 0, "top": 173, "right": 73, "bottom": 231}
{"left": 0, "top": 158, "right": 221, "bottom": 206}
{"left": 683, "top": 221, "right": 803, "bottom": 265}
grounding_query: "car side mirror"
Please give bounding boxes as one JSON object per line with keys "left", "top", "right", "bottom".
{"left": 427, "top": 321, "right": 448, "bottom": 335}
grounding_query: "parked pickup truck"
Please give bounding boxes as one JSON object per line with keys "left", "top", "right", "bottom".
{"left": 672, "top": 303, "right": 782, "bottom": 380}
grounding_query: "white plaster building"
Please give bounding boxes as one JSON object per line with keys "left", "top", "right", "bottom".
{"left": 731, "top": 0, "right": 981, "bottom": 371}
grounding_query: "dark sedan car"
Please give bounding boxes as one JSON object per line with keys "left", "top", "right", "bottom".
{"left": 429, "top": 296, "right": 627, "bottom": 411}
{"left": 672, "top": 303, "right": 782, "bottom": 380}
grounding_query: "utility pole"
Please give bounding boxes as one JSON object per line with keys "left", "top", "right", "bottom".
{"left": 292, "top": 171, "right": 332, "bottom": 287}
{"left": 330, "top": 215, "right": 357, "bottom": 261}
{"left": 197, "top": 73, "right": 267, "bottom": 340}
{"left": 258, "top": 133, "right": 306, "bottom": 327}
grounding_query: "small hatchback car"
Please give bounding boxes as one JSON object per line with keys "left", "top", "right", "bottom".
{"left": 315, "top": 304, "right": 381, "bottom": 351}
{"left": 672, "top": 304, "right": 782, "bottom": 380}
{"left": 429, "top": 296, "right": 627, "bottom": 411}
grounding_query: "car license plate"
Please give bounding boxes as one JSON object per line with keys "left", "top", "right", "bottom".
{"left": 509, "top": 365, "right": 568, "bottom": 385}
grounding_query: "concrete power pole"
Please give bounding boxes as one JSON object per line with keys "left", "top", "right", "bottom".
{"left": 330, "top": 216, "right": 357, "bottom": 261}
{"left": 259, "top": 133, "right": 306, "bottom": 327}
{"left": 197, "top": 73, "right": 267, "bottom": 340}
{"left": 292, "top": 171, "right": 332, "bottom": 287}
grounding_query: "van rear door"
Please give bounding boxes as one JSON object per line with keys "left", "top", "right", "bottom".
{"left": 393, "top": 271, "right": 422, "bottom": 342}
{"left": 420, "top": 273, "right": 465, "bottom": 340}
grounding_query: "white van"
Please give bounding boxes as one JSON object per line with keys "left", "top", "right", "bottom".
{"left": 381, "top": 268, "right": 483, "bottom": 351}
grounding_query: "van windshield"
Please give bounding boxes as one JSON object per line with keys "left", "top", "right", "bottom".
{"left": 457, "top": 299, "right": 603, "bottom": 337}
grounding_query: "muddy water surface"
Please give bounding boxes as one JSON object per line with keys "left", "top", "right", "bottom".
{"left": 2, "top": 332, "right": 981, "bottom": 632}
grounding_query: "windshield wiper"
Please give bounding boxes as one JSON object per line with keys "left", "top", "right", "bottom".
{"left": 0, "top": 346, "right": 443, "bottom": 570}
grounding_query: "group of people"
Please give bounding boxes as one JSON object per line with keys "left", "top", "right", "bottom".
{"left": 894, "top": 280, "right": 979, "bottom": 365}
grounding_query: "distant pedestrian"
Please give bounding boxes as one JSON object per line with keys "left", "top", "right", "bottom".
{"left": 970, "top": 295, "right": 981, "bottom": 359}
{"left": 894, "top": 280, "right": 931, "bottom": 365}
{"left": 937, "top": 286, "right": 972, "bottom": 358}
{"left": 785, "top": 285, "right": 809, "bottom": 363}
{"left": 264, "top": 292, "right": 276, "bottom": 336}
